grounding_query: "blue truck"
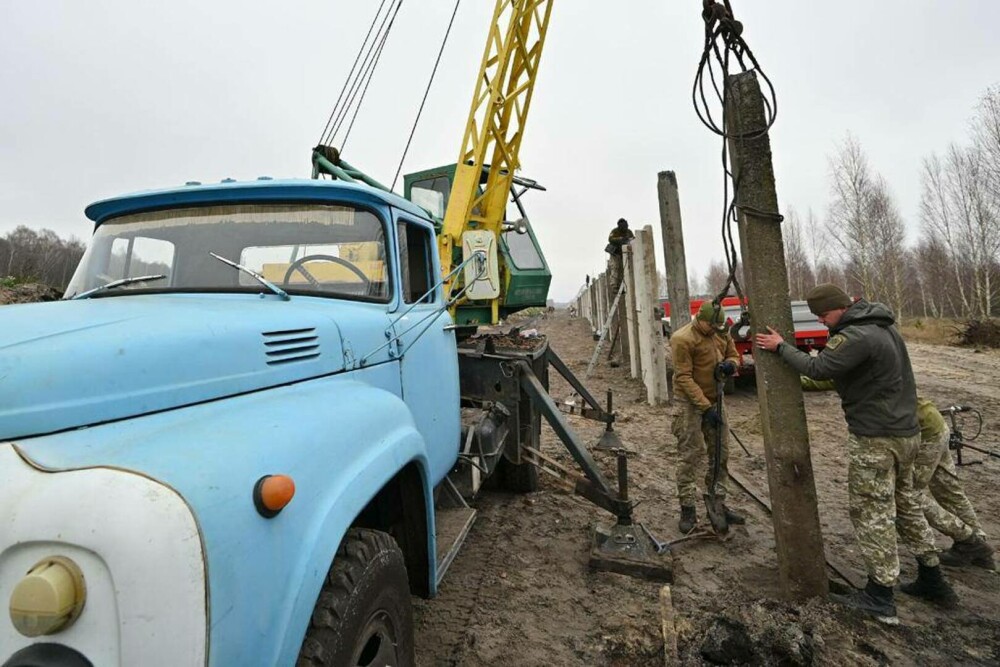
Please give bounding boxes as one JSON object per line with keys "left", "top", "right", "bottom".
{"left": 0, "top": 177, "right": 641, "bottom": 666}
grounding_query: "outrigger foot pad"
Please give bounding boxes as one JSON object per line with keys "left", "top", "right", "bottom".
{"left": 589, "top": 522, "right": 673, "bottom": 582}
{"left": 596, "top": 427, "right": 623, "bottom": 450}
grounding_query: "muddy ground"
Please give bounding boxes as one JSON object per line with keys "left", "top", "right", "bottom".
{"left": 413, "top": 311, "right": 1000, "bottom": 666}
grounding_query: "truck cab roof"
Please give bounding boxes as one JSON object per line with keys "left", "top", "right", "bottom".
{"left": 85, "top": 178, "right": 432, "bottom": 225}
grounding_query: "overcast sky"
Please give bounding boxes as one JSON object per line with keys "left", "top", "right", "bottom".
{"left": 2, "top": 1, "right": 999, "bottom": 301}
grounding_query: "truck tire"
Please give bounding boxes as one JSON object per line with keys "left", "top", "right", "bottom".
{"left": 497, "top": 455, "right": 539, "bottom": 493}
{"left": 297, "top": 528, "right": 414, "bottom": 667}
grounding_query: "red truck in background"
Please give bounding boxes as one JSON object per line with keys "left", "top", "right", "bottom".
{"left": 660, "top": 296, "right": 829, "bottom": 378}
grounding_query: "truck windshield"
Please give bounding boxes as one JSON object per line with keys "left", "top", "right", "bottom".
{"left": 65, "top": 203, "right": 390, "bottom": 301}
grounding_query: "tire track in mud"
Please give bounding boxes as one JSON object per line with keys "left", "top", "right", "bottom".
{"left": 413, "top": 494, "right": 513, "bottom": 666}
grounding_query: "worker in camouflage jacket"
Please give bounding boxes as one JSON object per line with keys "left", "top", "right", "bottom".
{"left": 670, "top": 301, "right": 743, "bottom": 534}
{"left": 756, "top": 284, "right": 958, "bottom": 623}
{"left": 803, "top": 378, "right": 995, "bottom": 571}
{"left": 913, "top": 399, "right": 994, "bottom": 568}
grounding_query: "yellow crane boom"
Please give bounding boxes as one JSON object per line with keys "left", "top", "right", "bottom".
{"left": 439, "top": 0, "right": 553, "bottom": 323}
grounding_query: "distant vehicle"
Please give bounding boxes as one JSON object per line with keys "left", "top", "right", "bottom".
{"left": 660, "top": 296, "right": 829, "bottom": 377}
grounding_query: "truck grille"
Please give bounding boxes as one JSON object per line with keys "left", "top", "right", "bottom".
{"left": 262, "top": 328, "right": 321, "bottom": 365}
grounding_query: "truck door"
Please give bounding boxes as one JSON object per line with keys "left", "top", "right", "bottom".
{"left": 392, "top": 213, "right": 461, "bottom": 482}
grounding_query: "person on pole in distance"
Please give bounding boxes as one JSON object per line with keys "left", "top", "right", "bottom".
{"left": 605, "top": 218, "right": 635, "bottom": 257}
{"left": 757, "top": 283, "right": 958, "bottom": 624}
{"left": 671, "top": 301, "right": 744, "bottom": 534}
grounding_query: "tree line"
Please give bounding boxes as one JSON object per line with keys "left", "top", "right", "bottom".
{"left": 697, "top": 83, "right": 1000, "bottom": 322}
{"left": 0, "top": 226, "right": 85, "bottom": 291}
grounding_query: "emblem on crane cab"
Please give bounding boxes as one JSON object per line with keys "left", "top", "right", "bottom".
{"left": 462, "top": 231, "right": 500, "bottom": 300}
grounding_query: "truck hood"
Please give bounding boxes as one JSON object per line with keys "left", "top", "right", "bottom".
{"left": 0, "top": 294, "right": 378, "bottom": 438}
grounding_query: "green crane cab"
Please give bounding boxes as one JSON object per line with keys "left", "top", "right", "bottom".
{"left": 403, "top": 163, "right": 551, "bottom": 325}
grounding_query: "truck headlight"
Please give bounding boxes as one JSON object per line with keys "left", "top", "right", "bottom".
{"left": 9, "top": 556, "right": 87, "bottom": 637}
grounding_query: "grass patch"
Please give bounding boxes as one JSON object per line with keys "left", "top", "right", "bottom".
{"left": 898, "top": 317, "right": 962, "bottom": 346}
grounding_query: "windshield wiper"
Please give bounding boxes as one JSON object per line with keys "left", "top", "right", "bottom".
{"left": 71, "top": 274, "right": 167, "bottom": 300}
{"left": 209, "top": 252, "right": 290, "bottom": 301}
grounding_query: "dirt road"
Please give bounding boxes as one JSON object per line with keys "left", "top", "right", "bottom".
{"left": 413, "top": 311, "right": 1000, "bottom": 666}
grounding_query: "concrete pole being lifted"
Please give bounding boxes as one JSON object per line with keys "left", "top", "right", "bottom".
{"left": 726, "top": 71, "right": 828, "bottom": 601}
{"left": 657, "top": 171, "right": 692, "bottom": 334}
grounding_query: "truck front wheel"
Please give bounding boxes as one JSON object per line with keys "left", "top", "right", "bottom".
{"left": 297, "top": 528, "right": 415, "bottom": 667}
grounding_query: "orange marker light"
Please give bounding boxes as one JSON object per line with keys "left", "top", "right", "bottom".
{"left": 253, "top": 474, "right": 296, "bottom": 518}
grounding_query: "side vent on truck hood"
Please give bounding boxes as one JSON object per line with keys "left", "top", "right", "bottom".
{"left": 263, "top": 328, "right": 321, "bottom": 365}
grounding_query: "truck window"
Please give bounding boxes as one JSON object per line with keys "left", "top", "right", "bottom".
{"left": 104, "top": 236, "right": 175, "bottom": 283}
{"left": 410, "top": 177, "right": 450, "bottom": 220}
{"left": 66, "top": 203, "right": 390, "bottom": 302}
{"left": 397, "top": 221, "right": 434, "bottom": 304}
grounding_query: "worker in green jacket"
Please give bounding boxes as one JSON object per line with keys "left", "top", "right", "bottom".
{"left": 670, "top": 301, "right": 743, "bottom": 534}
{"left": 803, "top": 376, "right": 994, "bottom": 571}
{"left": 757, "top": 284, "right": 956, "bottom": 623}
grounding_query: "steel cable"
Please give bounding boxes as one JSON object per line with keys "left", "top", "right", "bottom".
{"left": 692, "top": 0, "right": 781, "bottom": 312}
{"left": 320, "top": 0, "right": 404, "bottom": 150}
{"left": 392, "top": 0, "right": 463, "bottom": 191}
{"left": 317, "top": 0, "right": 389, "bottom": 147}
{"left": 323, "top": 1, "right": 395, "bottom": 146}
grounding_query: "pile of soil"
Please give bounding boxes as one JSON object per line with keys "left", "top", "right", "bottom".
{"left": 0, "top": 282, "right": 62, "bottom": 305}
{"left": 414, "top": 310, "right": 1000, "bottom": 666}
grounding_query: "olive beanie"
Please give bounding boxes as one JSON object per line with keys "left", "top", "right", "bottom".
{"left": 805, "top": 283, "right": 852, "bottom": 315}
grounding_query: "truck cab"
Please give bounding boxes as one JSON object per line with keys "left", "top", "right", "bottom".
{"left": 1, "top": 178, "right": 460, "bottom": 666}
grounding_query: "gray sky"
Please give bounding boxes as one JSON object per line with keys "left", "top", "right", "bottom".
{"left": 2, "top": 1, "right": 999, "bottom": 302}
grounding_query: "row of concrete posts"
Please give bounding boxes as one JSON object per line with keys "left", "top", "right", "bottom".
{"left": 573, "top": 224, "right": 672, "bottom": 406}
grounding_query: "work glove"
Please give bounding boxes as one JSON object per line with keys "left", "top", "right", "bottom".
{"left": 702, "top": 406, "right": 724, "bottom": 428}
{"left": 717, "top": 360, "right": 737, "bottom": 378}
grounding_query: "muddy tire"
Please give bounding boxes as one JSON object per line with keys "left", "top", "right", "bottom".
{"left": 297, "top": 528, "right": 414, "bottom": 667}
{"left": 497, "top": 455, "right": 539, "bottom": 493}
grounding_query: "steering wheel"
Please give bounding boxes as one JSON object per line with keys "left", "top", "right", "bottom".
{"left": 282, "top": 254, "right": 370, "bottom": 288}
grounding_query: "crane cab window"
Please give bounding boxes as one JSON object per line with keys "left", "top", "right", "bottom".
{"left": 397, "top": 221, "right": 434, "bottom": 304}
{"left": 501, "top": 223, "right": 544, "bottom": 270}
{"left": 409, "top": 177, "right": 451, "bottom": 220}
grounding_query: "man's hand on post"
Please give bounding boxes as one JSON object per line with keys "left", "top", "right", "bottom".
{"left": 702, "top": 406, "right": 724, "bottom": 428}
{"left": 755, "top": 326, "right": 785, "bottom": 352}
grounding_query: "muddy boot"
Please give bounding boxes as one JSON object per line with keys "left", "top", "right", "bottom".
{"left": 900, "top": 564, "right": 960, "bottom": 609}
{"left": 830, "top": 578, "right": 898, "bottom": 624}
{"left": 939, "top": 535, "right": 996, "bottom": 571}
{"left": 722, "top": 504, "right": 745, "bottom": 525}
{"left": 678, "top": 505, "right": 697, "bottom": 534}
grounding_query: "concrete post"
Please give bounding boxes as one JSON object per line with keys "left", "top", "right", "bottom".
{"left": 633, "top": 227, "right": 669, "bottom": 405}
{"left": 727, "top": 71, "right": 828, "bottom": 600}
{"left": 623, "top": 244, "right": 641, "bottom": 379}
{"left": 606, "top": 254, "right": 628, "bottom": 363}
{"left": 595, "top": 273, "right": 605, "bottom": 336}
{"left": 657, "top": 171, "right": 692, "bottom": 335}
{"left": 631, "top": 235, "right": 652, "bottom": 389}
{"left": 587, "top": 278, "right": 597, "bottom": 331}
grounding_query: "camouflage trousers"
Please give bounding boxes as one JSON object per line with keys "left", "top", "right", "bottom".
{"left": 848, "top": 433, "right": 938, "bottom": 587}
{"left": 673, "top": 400, "right": 729, "bottom": 506}
{"left": 915, "top": 428, "right": 985, "bottom": 541}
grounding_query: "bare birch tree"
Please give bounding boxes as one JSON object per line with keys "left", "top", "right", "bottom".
{"left": 783, "top": 207, "right": 814, "bottom": 299}
{"left": 827, "top": 135, "right": 878, "bottom": 297}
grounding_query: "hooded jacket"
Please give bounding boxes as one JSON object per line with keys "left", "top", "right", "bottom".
{"left": 777, "top": 299, "right": 919, "bottom": 437}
